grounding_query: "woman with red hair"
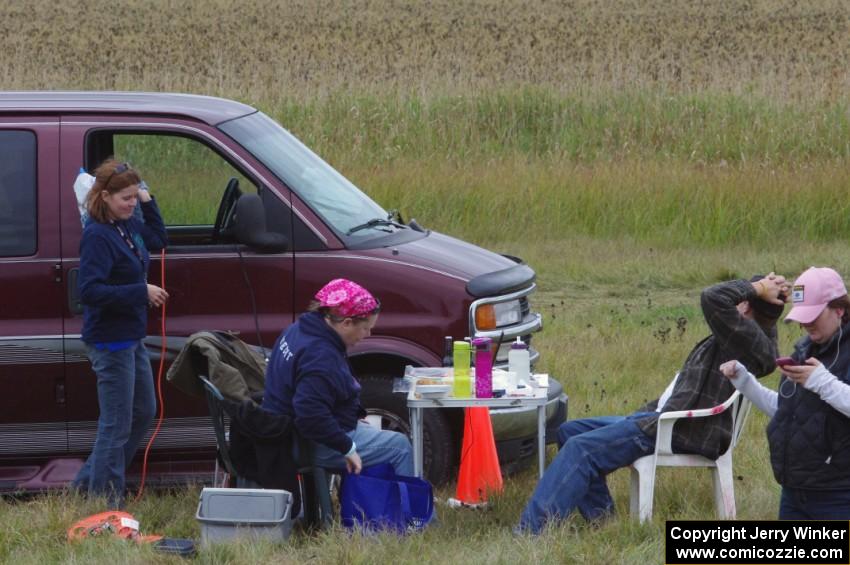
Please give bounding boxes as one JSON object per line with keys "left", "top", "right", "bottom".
{"left": 72, "top": 159, "right": 168, "bottom": 508}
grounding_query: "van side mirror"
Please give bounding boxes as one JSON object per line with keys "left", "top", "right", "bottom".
{"left": 233, "top": 194, "right": 289, "bottom": 253}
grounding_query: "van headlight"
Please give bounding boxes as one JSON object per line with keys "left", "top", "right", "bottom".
{"left": 475, "top": 300, "right": 522, "bottom": 330}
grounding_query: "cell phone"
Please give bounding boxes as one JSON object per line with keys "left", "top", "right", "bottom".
{"left": 775, "top": 356, "right": 799, "bottom": 368}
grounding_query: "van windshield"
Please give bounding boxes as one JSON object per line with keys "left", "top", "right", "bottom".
{"left": 220, "top": 112, "right": 399, "bottom": 241}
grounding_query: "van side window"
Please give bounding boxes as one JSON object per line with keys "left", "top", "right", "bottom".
{"left": 0, "top": 131, "right": 37, "bottom": 256}
{"left": 87, "top": 131, "right": 285, "bottom": 247}
{"left": 113, "top": 133, "right": 258, "bottom": 246}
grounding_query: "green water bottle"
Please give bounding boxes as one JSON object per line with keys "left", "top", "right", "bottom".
{"left": 452, "top": 340, "right": 471, "bottom": 398}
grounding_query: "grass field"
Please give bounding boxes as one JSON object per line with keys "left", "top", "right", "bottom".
{"left": 3, "top": 0, "right": 850, "bottom": 563}
{"left": 2, "top": 241, "right": 839, "bottom": 564}
{"left": 0, "top": 271, "right": 814, "bottom": 564}
{"left": 4, "top": 0, "right": 849, "bottom": 101}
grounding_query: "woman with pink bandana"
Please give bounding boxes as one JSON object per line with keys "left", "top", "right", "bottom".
{"left": 262, "top": 279, "right": 413, "bottom": 475}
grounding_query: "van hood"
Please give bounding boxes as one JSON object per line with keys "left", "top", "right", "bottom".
{"left": 372, "top": 231, "right": 535, "bottom": 297}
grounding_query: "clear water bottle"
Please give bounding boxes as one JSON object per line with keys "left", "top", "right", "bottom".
{"left": 508, "top": 337, "right": 530, "bottom": 387}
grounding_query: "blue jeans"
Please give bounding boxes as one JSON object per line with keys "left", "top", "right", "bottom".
{"left": 312, "top": 421, "right": 414, "bottom": 476}
{"left": 780, "top": 487, "right": 850, "bottom": 520}
{"left": 72, "top": 342, "right": 156, "bottom": 507}
{"left": 518, "top": 412, "right": 656, "bottom": 534}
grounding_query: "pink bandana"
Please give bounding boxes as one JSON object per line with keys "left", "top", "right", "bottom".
{"left": 315, "top": 278, "right": 379, "bottom": 318}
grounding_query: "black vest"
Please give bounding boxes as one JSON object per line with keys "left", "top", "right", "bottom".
{"left": 767, "top": 322, "right": 850, "bottom": 490}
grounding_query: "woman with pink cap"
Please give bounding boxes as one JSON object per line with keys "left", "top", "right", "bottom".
{"left": 721, "top": 267, "right": 850, "bottom": 519}
{"left": 262, "top": 278, "right": 413, "bottom": 476}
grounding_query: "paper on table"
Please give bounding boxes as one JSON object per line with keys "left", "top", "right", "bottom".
{"left": 491, "top": 369, "right": 515, "bottom": 389}
{"left": 405, "top": 366, "right": 451, "bottom": 379}
{"left": 509, "top": 381, "right": 534, "bottom": 397}
{"left": 531, "top": 373, "right": 549, "bottom": 388}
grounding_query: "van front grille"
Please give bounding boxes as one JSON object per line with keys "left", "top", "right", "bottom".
{"left": 519, "top": 297, "right": 530, "bottom": 317}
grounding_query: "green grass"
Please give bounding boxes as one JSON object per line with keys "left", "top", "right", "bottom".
{"left": 2, "top": 238, "right": 842, "bottom": 564}
{"left": 269, "top": 90, "right": 850, "bottom": 165}
{"left": 353, "top": 157, "right": 850, "bottom": 247}
{"left": 0, "top": 478, "right": 674, "bottom": 564}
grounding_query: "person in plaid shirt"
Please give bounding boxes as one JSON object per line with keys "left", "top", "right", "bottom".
{"left": 517, "top": 275, "right": 788, "bottom": 534}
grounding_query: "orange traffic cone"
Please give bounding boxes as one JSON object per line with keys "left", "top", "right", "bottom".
{"left": 454, "top": 406, "right": 503, "bottom": 505}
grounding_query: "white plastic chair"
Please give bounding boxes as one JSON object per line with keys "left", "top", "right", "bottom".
{"left": 629, "top": 389, "right": 752, "bottom": 523}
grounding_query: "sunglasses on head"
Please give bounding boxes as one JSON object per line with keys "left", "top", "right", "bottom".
{"left": 103, "top": 162, "right": 131, "bottom": 188}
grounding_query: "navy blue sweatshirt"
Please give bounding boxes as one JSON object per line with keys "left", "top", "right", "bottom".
{"left": 79, "top": 199, "right": 167, "bottom": 344}
{"left": 262, "top": 311, "right": 364, "bottom": 455}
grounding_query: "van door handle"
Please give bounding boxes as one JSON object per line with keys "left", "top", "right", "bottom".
{"left": 67, "top": 267, "right": 83, "bottom": 315}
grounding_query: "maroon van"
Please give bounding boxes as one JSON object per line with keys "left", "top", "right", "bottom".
{"left": 0, "top": 92, "right": 566, "bottom": 489}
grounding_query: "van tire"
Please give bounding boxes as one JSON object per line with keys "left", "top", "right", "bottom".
{"left": 358, "top": 374, "right": 453, "bottom": 485}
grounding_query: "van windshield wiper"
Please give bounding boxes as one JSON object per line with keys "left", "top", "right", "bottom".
{"left": 346, "top": 216, "right": 403, "bottom": 236}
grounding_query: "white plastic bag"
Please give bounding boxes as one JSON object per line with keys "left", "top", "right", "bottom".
{"left": 73, "top": 169, "right": 95, "bottom": 227}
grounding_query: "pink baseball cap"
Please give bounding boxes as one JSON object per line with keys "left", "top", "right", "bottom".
{"left": 314, "top": 278, "right": 379, "bottom": 318}
{"left": 784, "top": 267, "right": 848, "bottom": 324}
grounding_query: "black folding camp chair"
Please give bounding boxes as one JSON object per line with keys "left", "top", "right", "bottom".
{"left": 198, "top": 375, "right": 334, "bottom": 529}
{"left": 199, "top": 376, "right": 258, "bottom": 488}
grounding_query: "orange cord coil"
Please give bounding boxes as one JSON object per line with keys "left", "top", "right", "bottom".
{"left": 67, "top": 511, "right": 162, "bottom": 543}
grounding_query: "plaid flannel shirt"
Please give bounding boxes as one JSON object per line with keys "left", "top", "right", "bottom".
{"left": 635, "top": 279, "right": 778, "bottom": 459}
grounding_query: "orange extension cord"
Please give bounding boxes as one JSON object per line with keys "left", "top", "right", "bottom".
{"left": 133, "top": 249, "right": 167, "bottom": 502}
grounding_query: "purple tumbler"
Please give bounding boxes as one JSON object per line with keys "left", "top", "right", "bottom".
{"left": 472, "top": 337, "right": 493, "bottom": 398}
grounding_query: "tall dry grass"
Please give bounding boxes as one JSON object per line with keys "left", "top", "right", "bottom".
{"left": 1, "top": 0, "right": 849, "bottom": 102}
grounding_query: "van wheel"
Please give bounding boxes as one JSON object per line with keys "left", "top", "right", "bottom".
{"left": 358, "top": 374, "right": 453, "bottom": 485}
